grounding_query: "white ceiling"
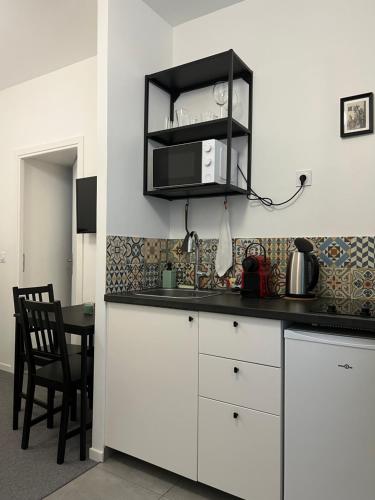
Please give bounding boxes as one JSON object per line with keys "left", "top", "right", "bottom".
{"left": 0, "top": 0, "right": 97, "bottom": 91}
{"left": 143, "top": 0, "right": 244, "bottom": 26}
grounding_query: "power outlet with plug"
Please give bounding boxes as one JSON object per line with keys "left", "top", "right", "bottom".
{"left": 296, "top": 170, "right": 312, "bottom": 187}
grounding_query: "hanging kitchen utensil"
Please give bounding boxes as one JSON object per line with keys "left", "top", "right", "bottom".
{"left": 181, "top": 199, "right": 191, "bottom": 253}
{"left": 215, "top": 199, "right": 233, "bottom": 277}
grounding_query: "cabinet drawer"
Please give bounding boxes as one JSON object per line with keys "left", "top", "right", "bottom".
{"left": 199, "top": 354, "right": 280, "bottom": 415}
{"left": 199, "top": 312, "right": 281, "bottom": 367}
{"left": 198, "top": 397, "right": 281, "bottom": 500}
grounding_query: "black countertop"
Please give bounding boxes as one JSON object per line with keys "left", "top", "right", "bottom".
{"left": 104, "top": 291, "right": 375, "bottom": 333}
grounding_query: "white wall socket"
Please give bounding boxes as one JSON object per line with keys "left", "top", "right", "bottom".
{"left": 296, "top": 169, "right": 312, "bottom": 187}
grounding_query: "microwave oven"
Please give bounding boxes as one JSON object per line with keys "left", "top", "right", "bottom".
{"left": 152, "top": 139, "right": 239, "bottom": 190}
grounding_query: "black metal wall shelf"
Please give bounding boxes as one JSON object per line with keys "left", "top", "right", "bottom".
{"left": 144, "top": 49, "right": 253, "bottom": 200}
{"left": 147, "top": 118, "right": 250, "bottom": 146}
{"left": 147, "top": 184, "right": 247, "bottom": 201}
{"left": 148, "top": 50, "right": 252, "bottom": 97}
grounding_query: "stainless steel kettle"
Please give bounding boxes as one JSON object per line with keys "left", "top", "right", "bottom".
{"left": 286, "top": 238, "right": 320, "bottom": 298}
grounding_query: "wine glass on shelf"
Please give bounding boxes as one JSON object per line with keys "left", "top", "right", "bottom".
{"left": 213, "top": 82, "right": 228, "bottom": 118}
{"left": 213, "top": 82, "right": 239, "bottom": 119}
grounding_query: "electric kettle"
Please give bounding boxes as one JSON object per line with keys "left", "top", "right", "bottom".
{"left": 286, "top": 238, "right": 320, "bottom": 298}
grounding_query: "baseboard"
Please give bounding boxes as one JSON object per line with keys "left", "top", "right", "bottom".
{"left": 0, "top": 362, "right": 13, "bottom": 373}
{"left": 89, "top": 446, "right": 109, "bottom": 462}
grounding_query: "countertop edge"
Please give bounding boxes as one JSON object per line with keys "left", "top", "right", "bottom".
{"left": 104, "top": 293, "right": 375, "bottom": 332}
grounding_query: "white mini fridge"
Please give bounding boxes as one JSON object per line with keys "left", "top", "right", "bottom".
{"left": 284, "top": 328, "right": 375, "bottom": 500}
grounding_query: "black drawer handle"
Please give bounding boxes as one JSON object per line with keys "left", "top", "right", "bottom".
{"left": 188, "top": 316, "right": 194, "bottom": 322}
{"left": 233, "top": 367, "right": 239, "bottom": 374}
{"left": 233, "top": 412, "right": 239, "bottom": 419}
{"left": 233, "top": 321, "right": 238, "bottom": 328}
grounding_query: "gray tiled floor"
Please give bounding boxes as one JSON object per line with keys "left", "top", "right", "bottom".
{"left": 46, "top": 451, "right": 238, "bottom": 500}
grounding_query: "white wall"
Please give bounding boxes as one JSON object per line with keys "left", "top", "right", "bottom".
{"left": 106, "top": 0, "right": 172, "bottom": 237}
{"left": 170, "top": 0, "right": 375, "bottom": 238}
{"left": 0, "top": 57, "right": 97, "bottom": 371}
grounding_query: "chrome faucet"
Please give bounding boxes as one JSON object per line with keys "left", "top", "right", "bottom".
{"left": 181, "top": 231, "right": 207, "bottom": 290}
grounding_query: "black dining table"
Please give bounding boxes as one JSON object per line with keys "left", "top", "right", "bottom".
{"left": 61, "top": 304, "right": 95, "bottom": 460}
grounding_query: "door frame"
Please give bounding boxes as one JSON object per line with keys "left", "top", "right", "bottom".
{"left": 16, "top": 137, "right": 85, "bottom": 304}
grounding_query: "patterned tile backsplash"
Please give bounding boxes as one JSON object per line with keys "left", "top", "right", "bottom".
{"left": 106, "top": 235, "right": 375, "bottom": 299}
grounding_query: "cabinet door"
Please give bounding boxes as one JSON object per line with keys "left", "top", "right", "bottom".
{"left": 198, "top": 397, "right": 281, "bottom": 500}
{"left": 106, "top": 303, "right": 198, "bottom": 480}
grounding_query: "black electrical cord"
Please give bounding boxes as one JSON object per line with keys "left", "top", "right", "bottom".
{"left": 184, "top": 199, "right": 189, "bottom": 233}
{"left": 237, "top": 165, "right": 306, "bottom": 208}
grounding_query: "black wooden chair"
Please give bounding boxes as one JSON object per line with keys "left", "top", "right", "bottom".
{"left": 18, "top": 297, "right": 93, "bottom": 464}
{"left": 12, "top": 285, "right": 80, "bottom": 430}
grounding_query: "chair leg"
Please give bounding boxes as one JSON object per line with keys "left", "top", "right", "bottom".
{"left": 13, "top": 368, "right": 20, "bottom": 430}
{"left": 47, "top": 388, "right": 55, "bottom": 428}
{"left": 13, "top": 326, "right": 23, "bottom": 430}
{"left": 18, "top": 360, "right": 25, "bottom": 410}
{"left": 57, "top": 393, "right": 70, "bottom": 465}
{"left": 21, "top": 377, "right": 35, "bottom": 450}
{"left": 71, "top": 389, "right": 77, "bottom": 422}
{"left": 88, "top": 381, "right": 93, "bottom": 410}
{"left": 89, "top": 353, "right": 94, "bottom": 411}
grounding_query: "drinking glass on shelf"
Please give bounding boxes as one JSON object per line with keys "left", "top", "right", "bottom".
{"left": 175, "top": 108, "right": 190, "bottom": 127}
{"left": 164, "top": 116, "right": 175, "bottom": 129}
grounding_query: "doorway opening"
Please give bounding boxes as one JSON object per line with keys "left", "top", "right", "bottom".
{"left": 18, "top": 140, "right": 84, "bottom": 306}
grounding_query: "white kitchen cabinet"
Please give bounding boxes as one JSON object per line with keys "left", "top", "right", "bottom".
{"left": 199, "top": 312, "right": 281, "bottom": 367}
{"left": 106, "top": 303, "right": 198, "bottom": 479}
{"left": 198, "top": 397, "right": 281, "bottom": 500}
{"left": 105, "top": 304, "right": 282, "bottom": 499}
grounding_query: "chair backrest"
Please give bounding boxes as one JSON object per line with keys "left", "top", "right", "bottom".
{"left": 13, "top": 284, "right": 54, "bottom": 315}
{"left": 13, "top": 285, "right": 55, "bottom": 361}
{"left": 18, "top": 298, "right": 71, "bottom": 384}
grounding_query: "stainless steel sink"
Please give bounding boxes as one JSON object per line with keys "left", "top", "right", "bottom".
{"left": 133, "top": 288, "right": 222, "bottom": 299}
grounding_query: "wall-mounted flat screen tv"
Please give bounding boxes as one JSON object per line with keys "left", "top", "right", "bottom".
{"left": 76, "top": 176, "right": 97, "bottom": 234}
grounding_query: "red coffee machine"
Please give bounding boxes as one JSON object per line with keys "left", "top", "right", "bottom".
{"left": 240, "top": 243, "right": 272, "bottom": 298}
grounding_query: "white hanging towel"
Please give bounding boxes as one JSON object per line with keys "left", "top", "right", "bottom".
{"left": 215, "top": 202, "right": 233, "bottom": 277}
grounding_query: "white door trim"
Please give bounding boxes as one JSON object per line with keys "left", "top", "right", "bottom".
{"left": 16, "top": 137, "right": 85, "bottom": 304}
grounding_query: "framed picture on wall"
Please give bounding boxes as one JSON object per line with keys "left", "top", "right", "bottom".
{"left": 340, "top": 92, "right": 373, "bottom": 138}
